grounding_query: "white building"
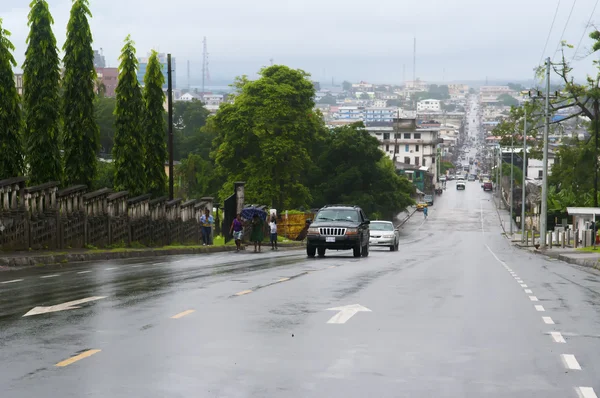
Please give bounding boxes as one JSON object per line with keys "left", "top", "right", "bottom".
{"left": 177, "top": 92, "right": 201, "bottom": 101}
{"left": 417, "top": 99, "right": 441, "bottom": 112}
{"left": 366, "top": 119, "right": 440, "bottom": 181}
{"left": 405, "top": 79, "right": 429, "bottom": 91}
{"left": 373, "top": 99, "right": 387, "bottom": 108}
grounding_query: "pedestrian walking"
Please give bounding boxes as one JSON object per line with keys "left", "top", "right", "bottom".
{"left": 269, "top": 216, "right": 278, "bottom": 251}
{"left": 230, "top": 213, "right": 244, "bottom": 252}
{"left": 423, "top": 206, "right": 428, "bottom": 220}
{"left": 250, "top": 214, "right": 264, "bottom": 253}
{"left": 200, "top": 208, "right": 214, "bottom": 246}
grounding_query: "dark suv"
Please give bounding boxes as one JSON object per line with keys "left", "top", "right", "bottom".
{"left": 306, "top": 205, "right": 370, "bottom": 258}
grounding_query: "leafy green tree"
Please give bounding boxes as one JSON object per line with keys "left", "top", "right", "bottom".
{"left": 142, "top": 50, "right": 167, "bottom": 196}
{"left": 62, "top": 0, "right": 99, "bottom": 187}
{"left": 212, "top": 65, "right": 326, "bottom": 209}
{"left": 92, "top": 160, "right": 114, "bottom": 190}
{"left": 113, "top": 35, "right": 145, "bottom": 195}
{"left": 360, "top": 92, "right": 370, "bottom": 99}
{"left": 23, "top": 0, "right": 62, "bottom": 184}
{"left": 342, "top": 81, "right": 352, "bottom": 91}
{"left": 175, "top": 153, "right": 219, "bottom": 199}
{"left": 386, "top": 99, "right": 402, "bottom": 107}
{"left": 507, "top": 82, "right": 525, "bottom": 91}
{"left": 310, "top": 123, "right": 414, "bottom": 219}
{"left": 318, "top": 94, "right": 337, "bottom": 105}
{"left": 95, "top": 96, "right": 116, "bottom": 154}
{"left": 0, "top": 19, "right": 24, "bottom": 179}
{"left": 173, "top": 99, "right": 210, "bottom": 159}
{"left": 497, "top": 93, "right": 519, "bottom": 107}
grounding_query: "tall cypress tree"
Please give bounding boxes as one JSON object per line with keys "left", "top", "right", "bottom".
{"left": 143, "top": 50, "right": 167, "bottom": 196}
{"left": 113, "top": 35, "right": 145, "bottom": 195}
{"left": 63, "top": 0, "right": 99, "bottom": 187}
{"left": 23, "top": 0, "right": 62, "bottom": 185}
{"left": 0, "top": 19, "right": 24, "bottom": 179}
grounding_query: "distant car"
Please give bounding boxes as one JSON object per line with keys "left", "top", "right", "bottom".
{"left": 457, "top": 175, "right": 465, "bottom": 181}
{"left": 424, "top": 194, "right": 434, "bottom": 206}
{"left": 457, "top": 181, "right": 466, "bottom": 190}
{"left": 483, "top": 181, "right": 493, "bottom": 191}
{"left": 416, "top": 202, "right": 428, "bottom": 211}
{"left": 467, "top": 175, "right": 476, "bottom": 181}
{"left": 439, "top": 176, "right": 447, "bottom": 182}
{"left": 369, "top": 221, "right": 400, "bottom": 252}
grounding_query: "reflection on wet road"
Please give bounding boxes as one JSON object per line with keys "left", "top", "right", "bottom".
{"left": 3, "top": 147, "right": 600, "bottom": 395}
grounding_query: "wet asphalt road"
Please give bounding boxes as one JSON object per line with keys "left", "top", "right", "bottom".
{"left": 2, "top": 111, "right": 600, "bottom": 397}
{"left": 2, "top": 190, "right": 600, "bottom": 397}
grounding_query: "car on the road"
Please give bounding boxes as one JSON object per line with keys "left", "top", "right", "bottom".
{"left": 416, "top": 202, "right": 428, "bottom": 211}
{"left": 439, "top": 176, "right": 447, "bottom": 182}
{"left": 457, "top": 181, "right": 466, "bottom": 190}
{"left": 483, "top": 181, "right": 493, "bottom": 191}
{"left": 467, "top": 174, "right": 476, "bottom": 181}
{"left": 306, "top": 205, "right": 370, "bottom": 258}
{"left": 369, "top": 221, "right": 400, "bottom": 251}
{"left": 424, "top": 194, "right": 434, "bottom": 206}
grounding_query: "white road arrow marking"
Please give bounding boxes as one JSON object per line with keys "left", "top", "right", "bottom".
{"left": 326, "top": 304, "right": 371, "bottom": 324}
{"left": 23, "top": 296, "right": 106, "bottom": 317}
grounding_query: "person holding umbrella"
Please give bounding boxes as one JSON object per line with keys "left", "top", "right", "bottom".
{"left": 250, "top": 214, "right": 264, "bottom": 253}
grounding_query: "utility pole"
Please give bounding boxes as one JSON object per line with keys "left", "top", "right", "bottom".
{"left": 540, "top": 57, "right": 551, "bottom": 248}
{"left": 521, "top": 104, "right": 527, "bottom": 243}
{"left": 413, "top": 37, "right": 416, "bottom": 84}
{"left": 510, "top": 130, "right": 514, "bottom": 235}
{"left": 167, "top": 54, "right": 174, "bottom": 200}
{"left": 201, "top": 37, "right": 208, "bottom": 96}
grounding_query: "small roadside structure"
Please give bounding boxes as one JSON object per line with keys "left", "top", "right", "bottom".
{"left": 566, "top": 207, "right": 600, "bottom": 232}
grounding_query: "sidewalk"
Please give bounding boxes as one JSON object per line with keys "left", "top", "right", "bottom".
{"left": 518, "top": 245, "right": 600, "bottom": 270}
{"left": 491, "top": 192, "right": 520, "bottom": 237}
{"left": 0, "top": 242, "right": 305, "bottom": 268}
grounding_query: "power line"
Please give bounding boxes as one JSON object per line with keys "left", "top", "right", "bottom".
{"left": 572, "top": 0, "right": 599, "bottom": 60}
{"left": 538, "top": 0, "right": 562, "bottom": 69}
{"left": 552, "top": 0, "right": 578, "bottom": 60}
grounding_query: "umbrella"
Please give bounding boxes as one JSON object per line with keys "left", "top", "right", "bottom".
{"left": 241, "top": 206, "right": 267, "bottom": 221}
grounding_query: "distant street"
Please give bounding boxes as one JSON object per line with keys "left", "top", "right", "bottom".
{"left": 2, "top": 174, "right": 600, "bottom": 397}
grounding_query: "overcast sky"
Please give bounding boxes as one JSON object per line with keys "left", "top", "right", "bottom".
{"left": 2, "top": 0, "right": 600, "bottom": 85}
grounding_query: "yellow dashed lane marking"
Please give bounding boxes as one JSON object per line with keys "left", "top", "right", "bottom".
{"left": 171, "top": 309, "right": 195, "bottom": 319}
{"left": 235, "top": 289, "right": 253, "bottom": 296}
{"left": 278, "top": 278, "right": 290, "bottom": 282}
{"left": 56, "top": 349, "right": 101, "bottom": 367}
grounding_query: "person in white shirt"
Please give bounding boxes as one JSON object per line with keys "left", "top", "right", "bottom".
{"left": 269, "top": 216, "right": 278, "bottom": 251}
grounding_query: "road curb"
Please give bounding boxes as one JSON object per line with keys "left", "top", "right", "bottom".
{"left": 0, "top": 243, "right": 305, "bottom": 268}
{"left": 517, "top": 245, "right": 600, "bottom": 271}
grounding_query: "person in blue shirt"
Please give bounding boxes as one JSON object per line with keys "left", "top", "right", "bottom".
{"left": 200, "top": 208, "right": 214, "bottom": 245}
{"left": 423, "top": 206, "right": 428, "bottom": 219}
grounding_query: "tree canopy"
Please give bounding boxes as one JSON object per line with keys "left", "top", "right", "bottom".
{"left": 0, "top": 19, "right": 24, "bottom": 179}
{"left": 23, "top": 0, "right": 62, "bottom": 185}
{"left": 142, "top": 50, "right": 167, "bottom": 196}
{"left": 113, "top": 35, "right": 145, "bottom": 195}
{"left": 497, "top": 93, "right": 519, "bottom": 107}
{"left": 62, "top": 0, "right": 99, "bottom": 187}
{"left": 310, "top": 123, "right": 414, "bottom": 219}
{"left": 319, "top": 94, "right": 337, "bottom": 105}
{"left": 212, "top": 65, "right": 327, "bottom": 210}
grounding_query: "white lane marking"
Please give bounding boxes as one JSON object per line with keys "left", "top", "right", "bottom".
{"left": 77, "top": 271, "right": 92, "bottom": 274}
{"left": 543, "top": 316, "right": 555, "bottom": 324}
{"left": 529, "top": 296, "right": 539, "bottom": 301}
{"left": 480, "top": 201, "right": 484, "bottom": 234}
{"left": 577, "top": 387, "right": 598, "bottom": 398}
{"left": 40, "top": 274, "right": 59, "bottom": 279}
{"left": 326, "top": 304, "right": 371, "bottom": 324}
{"left": 485, "top": 245, "right": 508, "bottom": 267}
{"left": 23, "top": 296, "right": 107, "bottom": 317}
{"left": 524, "top": 289, "right": 533, "bottom": 294}
{"left": 520, "top": 284, "right": 528, "bottom": 287}
{"left": 551, "top": 331, "right": 566, "bottom": 343}
{"left": 535, "top": 305, "right": 545, "bottom": 312}
{"left": 0, "top": 279, "right": 24, "bottom": 284}
{"left": 561, "top": 354, "right": 581, "bottom": 370}
{"left": 132, "top": 265, "right": 143, "bottom": 268}
{"left": 105, "top": 267, "right": 117, "bottom": 271}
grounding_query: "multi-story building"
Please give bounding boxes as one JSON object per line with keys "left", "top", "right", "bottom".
{"left": 404, "top": 79, "right": 429, "bottom": 91}
{"left": 137, "top": 52, "right": 176, "bottom": 89}
{"left": 93, "top": 49, "right": 106, "bottom": 68}
{"left": 448, "top": 84, "right": 469, "bottom": 99}
{"left": 337, "top": 106, "right": 363, "bottom": 121}
{"left": 366, "top": 118, "right": 440, "bottom": 181}
{"left": 417, "top": 99, "right": 441, "bottom": 112}
{"left": 95, "top": 67, "right": 118, "bottom": 97}
{"left": 13, "top": 74, "right": 23, "bottom": 95}
{"left": 352, "top": 81, "right": 373, "bottom": 92}
{"left": 372, "top": 99, "right": 388, "bottom": 108}
{"left": 364, "top": 107, "right": 398, "bottom": 123}
{"left": 480, "top": 85, "right": 516, "bottom": 104}
{"left": 202, "top": 94, "right": 224, "bottom": 113}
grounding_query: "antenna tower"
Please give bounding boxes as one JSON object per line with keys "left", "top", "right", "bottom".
{"left": 202, "top": 37, "right": 209, "bottom": 95}
{"left": 413, "top": 37, "right": 416, "bottom": 83}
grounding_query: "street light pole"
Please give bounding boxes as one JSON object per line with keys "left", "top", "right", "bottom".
{"left": 540, "top": 57, "right": 551, "bottom": 248}
{"left": 521, "top": 105, "right": 528, "bottom": 243}
{"left": 510, "top": 130, "right": 514, "bottom": 235}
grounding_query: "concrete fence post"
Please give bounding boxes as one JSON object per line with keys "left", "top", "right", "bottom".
{"left": 548, "top": 232, "right": 553, "bottom": 248}
{"left": 562, "top": 231, "right": 566, "bottom": 248}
